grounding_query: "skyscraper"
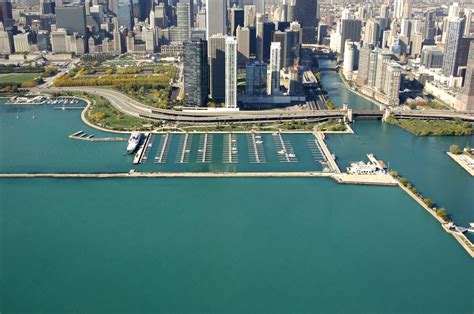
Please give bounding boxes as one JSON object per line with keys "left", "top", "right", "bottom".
{"left": 56, "top": 4, "right": 87, "bottom": 36}
{"left": 206, "top": 0, "right": 226, "bottom": 41}
{"left": 363, "top": 18, "right": 379, "bottom": 46}
{"left": 0, "top": 0, "right": 12, "bottom": 26}
{"left": 177, "top": 2, "right": 191, "bottom": 42}
{"left": 294, "top": 0, "right": 317, "bottom": 44}
{"left": 356, "top": 44, "right": 372, "bottom": 86}
{"left": 458, "top": 41, "right": 474, "bottom": 110}
{"left": 244, "top": 5, "right": 256, "bottom": 27}
{"left": 225, "top": 36, "right": 238, "bottom": 108}
{"left": 267, "top": 41, "right": 281, "bottom": 95}
{"left": 383, "top": 62, "right": 401, "bottom": 105}
{"left": 442, "top": 17, "right": 465, "bottom": 77}
{"left": 255, "top": 0, "right": 265, "bottom": 15}
{"left": 183, "top": 38, "right": 209, "bottom": 106}
{"left": 229, "top": 6, "right": 244, "bottom": 35}
{"left": 375, "top": 50, "right": 392, "bottom": 91}
{"left": 246, "top": 61, "right": 267, "bottom": 96}
{"left": 236, "top": 26, "right": 250, "bottom": 65}
{"left": 209, "top": 33, "right": 226, "bottom": 100}
{"left": 340, "top": 18, "right": 362, "bottom": 55}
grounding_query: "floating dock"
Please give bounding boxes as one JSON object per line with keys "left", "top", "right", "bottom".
{"left": 176, "top": 133, "right": 192, "bottom": 164}
{"left": 154, "top": 133, "right": 171, "bottom": 164}
{"left": 68, "top": 131, "right": 126, "bottom": 142}
{"left": 247, "top": 133, "right": 266, "bottom": 164}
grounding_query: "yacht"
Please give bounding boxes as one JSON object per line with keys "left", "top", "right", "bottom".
{"left": 127, "top": 132, "right": 142, "bottom": 154}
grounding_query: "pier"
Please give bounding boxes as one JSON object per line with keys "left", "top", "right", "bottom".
{"left": 154, "top": 133, "right": 171, "bottom": 164}
{"left": 176, "top": 133, "right": 192, "bottom": 164}
{"left": 68, "top": 130, "right": 126, "bottom": 142}
{"left": 447, "top": 152, "right": 474, "bottom": 176}
{"left": 133, "top": 133, "right": 152, "bottom": 164}
{"left": 313, "top": 131, "right": 341, "bottom": 173}
{"left": 223, "top": 133, "right": 238, "bottom": 164}
{"left": 247, "top": 133, "right": 266, "bottom": 164}
{"left": 273, "top": 132, "right": 298, "bottom": 163}
{"left": 197, "top": 133, "right": 213, "bottom": 163}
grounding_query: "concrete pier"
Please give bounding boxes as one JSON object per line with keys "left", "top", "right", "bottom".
{"left": 447, "top": 152, "right": 474, "bottom": 176}
{"left": 314, "top": 131, "right": 341, "bottom": 173}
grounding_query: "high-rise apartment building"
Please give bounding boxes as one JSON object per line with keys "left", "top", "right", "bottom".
{"left": 183, "top": 38, "right": 209, "bottom": 106}
{"left": 209, "top": 33, "right": 226, "bottom": 100}
{"left": 267, "top": 41, "right": 281, "bottom": 95}
{"left": 225, "top": 36, "right": 238, "bottom": 108}
{"left": 294, "top": 0, "right": 317, "bottom": 43}
{"left": 442, "top": 17, "right": 465, "bottom": 77}
{"left": 56, "top": 4, "right": 87, "bottom": 36}
{"left": 206, "top": 0, "right": 226, "bottom": 41}
{"left": 246, "top": 61, "right": 267, "bottom": 96}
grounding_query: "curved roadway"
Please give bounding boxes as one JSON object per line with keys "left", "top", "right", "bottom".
{"left": 42, "top": 87, "right": 474, "bottom": 123}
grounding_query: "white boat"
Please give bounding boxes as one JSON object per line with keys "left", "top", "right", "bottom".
{"left": 127, "top": 132, "right": 142, "bottom": 154}
{"left": 278, "top": 150, "right": 285, "bottom": 154}
{"left": 255, "top": 140, "right": 263, "bottom": 144}
{"left": 288, "top": 153, "right": 296, "bottom": 158}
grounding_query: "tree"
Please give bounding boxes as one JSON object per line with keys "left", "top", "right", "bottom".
{"left": 423, "top": 198, "right": 434, "bottom": 208}
{"left": 449, "top": 144, "right": 461, "bottom": 155}
{"left": 399, "top": 177, "right": 409, "bottom": 187}
{"left": 436, "top": 208, "right": 449, "bottom": 221}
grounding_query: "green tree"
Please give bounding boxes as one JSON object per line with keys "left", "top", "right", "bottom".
{"left": 449, "top": 144, "right": 462, "bottom": 154}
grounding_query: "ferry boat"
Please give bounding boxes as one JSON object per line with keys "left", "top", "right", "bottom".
{"left": 127, "top": 132, "right": 142, "bottom": 154}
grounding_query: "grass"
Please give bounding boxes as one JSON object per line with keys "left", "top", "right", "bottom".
{"left": 81, "top": 93, "right": 154, "bottom": 131}
{"left": 386, "top": 117, "right": 473, "bottom": 136}
{"left": 0, "top": 73, "right": 40, "bottom": 83}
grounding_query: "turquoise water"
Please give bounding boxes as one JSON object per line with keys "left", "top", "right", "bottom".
{"left": 1, "top": 75, "right": 474, "bottom": 312}
{"left": 326, "top": 121, "right": 474, "bottom": 229}
{"left": 2, "top": 178, "right": 473, "bottom": 313}
{"left": 0, "top": 101, "right": 323, "bottom": 173}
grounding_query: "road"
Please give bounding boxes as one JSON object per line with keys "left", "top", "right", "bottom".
{"left": 33, "top": 87, "right": 474, "bottom": 124}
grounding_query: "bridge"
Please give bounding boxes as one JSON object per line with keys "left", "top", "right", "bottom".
{"left": 37, "top": 87, "right": 474, "bottom": 124}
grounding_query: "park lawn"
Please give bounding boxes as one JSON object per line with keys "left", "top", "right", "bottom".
{"left": 85, "top": 94, "right": 151, "bottom": 130}
{"left": 0, "top": 73, "right": 40, "bottom": 83}
{"left": 387, "top": 117, "right": 473, "bottom": 136}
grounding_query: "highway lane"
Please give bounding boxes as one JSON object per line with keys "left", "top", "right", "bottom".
{"left": 37, "top": 87, "right": 474, "bottom": 123}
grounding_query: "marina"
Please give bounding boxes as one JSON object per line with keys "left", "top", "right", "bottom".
{"left": 1, "top": 69, "right": 474, "bottom": 312}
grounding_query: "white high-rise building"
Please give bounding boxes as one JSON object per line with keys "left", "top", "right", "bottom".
{"left": 449, "top": 2, "right": 460, "bottom": 18}
{"left": 225, "top": 36, "right": 238, "bottom": 108}
{"left": 394, "top": 0, "right": 404, "bottom": 19}
{"left": 255, "top": 0, "right": 265, "bottom": 15}
{"left": 343, "top": 41, "right": 355, "bottom": 79}
{"left": 267, "top": 41, "right": 281, "bottom": 95}
{"left": 51, "top": 29, "right": 68, "bottom": 53}
{"left": 244, "top": 5, "right": 256, "bottom": 27}
{"left": 206, "top": 0, "right": 226, "bottom": 41}
{"left": 465, "top": 9, "right": 473, "bottom": 36}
